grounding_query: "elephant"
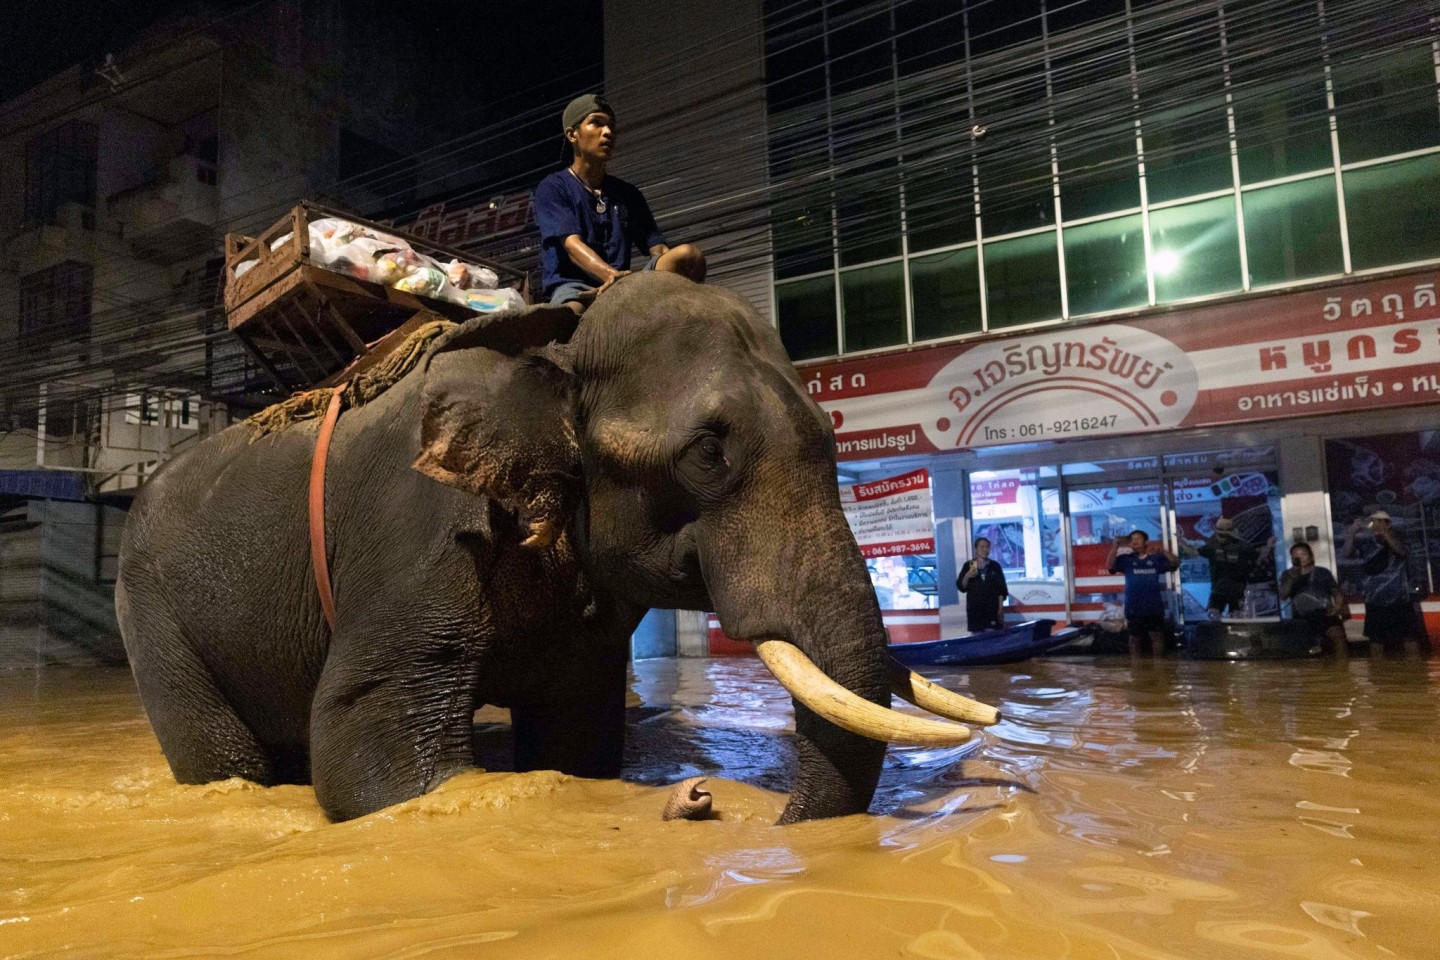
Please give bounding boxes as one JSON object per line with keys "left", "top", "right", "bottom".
{"left": 115, "top": 271, "right": 997, "bottom": 824}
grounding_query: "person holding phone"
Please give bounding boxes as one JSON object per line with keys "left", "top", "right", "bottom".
{"left": 1340, "top": 510, "right": 1423, "bottom": 644}
{"left": 957, "top": 536, "right": 1008, "bottom": 632}
{"left": 1107, "top": 530, "right": 1179, "bottom": 655}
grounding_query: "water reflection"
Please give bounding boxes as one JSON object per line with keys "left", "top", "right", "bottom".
{"left": 2, "top": 652, "right": 1437, "bottom": 958}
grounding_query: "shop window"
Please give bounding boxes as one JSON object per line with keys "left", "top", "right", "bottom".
{"left": 1148, "top": 195, "right": 1241, "bottom": 302}
{"left": 1063, "top": 213, "right": 1148, "bottom": 316}
{"left": 776, "top": 276, "right": 838, "bottom": 360}
{"left": 1058, "top": 134, "right": 1142, "bottom": 222}
{"left": 1134, "top": 8, "right": 1232, "bottom": 203}
{"left": 1242, "top": 175, "right": 1344, "bottom": 287}
{"left": 969, "top": 467, "right": 1063, "bottom": 625}
{"left": 1324, "top": 431, "right": 1438, "bottom": 601}
{"left": 841, "top": 262, "right": 906, "bottom": 352}
{"left": 24, "top": 120, "right": 97, "bottom": 227}
{"left": 910, "top": 247, "right": 982, "bottom": 342}
{"left": 984, "top": 230, "right": 1061, "bottom": 328}
{"left": 1333, "top": 45, "right": 1440, "bottom": 165}
{"left": 1343, "top": 154, "right": 1440, "bottom": 270}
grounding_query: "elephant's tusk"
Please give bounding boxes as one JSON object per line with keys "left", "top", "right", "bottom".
{"left": 755, "top": 640, "right": 973, "bottom": 747}
{"left": 887, "top": 657, "right": 1002, "bottom": 727}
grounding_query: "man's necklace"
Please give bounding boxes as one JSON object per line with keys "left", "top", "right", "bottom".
{"left": 568, "top": 167, "right": 607, "bottom": 214}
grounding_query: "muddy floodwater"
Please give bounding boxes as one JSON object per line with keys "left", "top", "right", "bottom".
{"left": 3, "top": 654, "right": 1438, "bottom": 959}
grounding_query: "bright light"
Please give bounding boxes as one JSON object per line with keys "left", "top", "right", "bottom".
{"left": 971, "top": 470, "right": 997, "bottom": 480}
{"left": 1152, "top": 249, "right": 1181, "bottom": 275}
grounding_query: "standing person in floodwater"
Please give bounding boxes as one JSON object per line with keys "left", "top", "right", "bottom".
{"left": 957, "top": 537, "right": 1008, "bottom": 632}
{"left": 534, "top": 94, "right": 706, "bottom": 314}
{"left": 1194, "top": 517, "right": 1257, "bottom": 619}
{"left": 1108, "top": 530, "right": 1179, "bottom": 656}
{"left": 1341, "top": 510, "right": 1425, "bottom": 645}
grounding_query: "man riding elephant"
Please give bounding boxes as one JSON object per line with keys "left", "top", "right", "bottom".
{"left": 116, "top": 273, "right": 994, "bottom": 824}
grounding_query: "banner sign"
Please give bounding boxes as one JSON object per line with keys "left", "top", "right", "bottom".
{"left": 802, "top": 270, "right": 1440, "bottom": 461}
{"left": 398, "top": 193, "right": 534, "bottom": 246}
{"left": 0, "top": 470, "right": 87, "bottom": 502}
{"left": 839, "top": 468, "right": 935, "bottom": 557}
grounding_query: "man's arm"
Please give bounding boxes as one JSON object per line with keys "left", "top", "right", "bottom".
{"left": 1376, "top": 525, "right": 1407, "bottom": 557}
{"left": 1340, "top": 518, "right": 1363, "bottom": 558}
{"left": 995, "top": 567, "right": 1009, "bottom": 620}
{"left": 956, "top": 561, "right": 974, "bottom": 592}
{"left": 1106, "top": 538, "right": 1124, "bottom": 574}
{"left": 562, "top": 235, "right": 627, "bottom": 286}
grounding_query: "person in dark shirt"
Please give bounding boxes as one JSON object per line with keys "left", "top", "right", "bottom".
{"left": 533, "top": 94, "right": 706, "bottom": 312}
{"left": 1278, "top": 542, "right": 1347, "bottom": 653}
{"left": 1107, "top": 530, "right": 1179, "bottom": 656}
{"left": 1195, "top": 517, "right": 1257, "bottom": 619}
{"left": 956, "top": 536, "right": 1008, "bottom": 632}
{"left": 1340, "top": 510, "right": 1424, "bottom": 644}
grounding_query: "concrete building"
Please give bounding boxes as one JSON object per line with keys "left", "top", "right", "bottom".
{"left": 0, "top": 1, "right": 476, "bottom": 665}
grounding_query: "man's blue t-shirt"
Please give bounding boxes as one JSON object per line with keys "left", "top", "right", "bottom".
{"left": 533, "top": 169, "right": 667, "bottom": 296}
{"left": 1110, "top": 551, "right": 1176, "bottom": 616}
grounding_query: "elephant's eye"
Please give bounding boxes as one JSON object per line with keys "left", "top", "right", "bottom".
{"left": 693, "top": 435, "right": 728, "bottom": 471}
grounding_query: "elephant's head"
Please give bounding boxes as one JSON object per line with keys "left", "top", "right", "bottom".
{"left": 415, "top": 272, "right": 996, "bottom": 822}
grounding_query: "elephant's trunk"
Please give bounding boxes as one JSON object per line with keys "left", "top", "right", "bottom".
{"left": 701, "top": 486, "right": 989, "bottom": 823}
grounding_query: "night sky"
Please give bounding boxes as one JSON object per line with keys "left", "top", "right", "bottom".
{"left": 0, "top": 0, "right": 602, "bottom": 109}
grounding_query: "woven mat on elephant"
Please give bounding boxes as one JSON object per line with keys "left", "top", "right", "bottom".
{"left": 246, "top": 318, "right": 456, "bottom": 439}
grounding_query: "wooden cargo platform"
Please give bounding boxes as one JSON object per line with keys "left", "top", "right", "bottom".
{"left": 224, "top": 202, "right": 528, "bottom": 393}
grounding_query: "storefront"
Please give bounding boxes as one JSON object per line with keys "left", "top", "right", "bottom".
{"left": 709, "top": 267, "right": 1440, "bottom": 652}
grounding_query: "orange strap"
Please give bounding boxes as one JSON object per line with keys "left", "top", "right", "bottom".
{"left": 309, "top": 386, "right": 345, "bottom": 630}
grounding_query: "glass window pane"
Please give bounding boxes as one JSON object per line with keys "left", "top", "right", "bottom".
{"left": 836, "top": 119, "right": 903, "bottom": 266}
{"left": 896, "top": 0, "right": 964, "bottom": 77}
{"left": 1242, "top": 175, "right": 1343, "bottom": 287}
{"left": 827, "top": 0, "right": 895, "bottom": 96}
{"left": 1227, "top": 0, "right": 1331, "bottom": 184}
{"left": 984, "top": 230, "right": 1061, "bottom": 328}
{"left": 1063, "top": 214, "right": 1148, "bottom": 315}
{"left": 1135, "top": 7, "right": 1232, "bottom": 203}
{"left": 901, "top": 104, "right": 977, "bottom": 252}
{"left": 1148, "top": 195, "right": 1241, "bottom": 302}
{"left": 1344, "top": 154, "right": 1440, "bottom": 270}
{"left": 763, "top": 1, "right": 827, "bottom": 113}
{"left": 841, "top": 262, "right": 906, "bottom": 352}
{"left": 1051, "top": 33, "right": 1141, "bottom": 220}
{"left": 910, "top": 247, "right": 981, "bottom": 341}
{"left": 1334, "top": 45, "right": 1440, "bottom": 164}
{"left": 777, "top": 276, "right": 838, "bottom": 360}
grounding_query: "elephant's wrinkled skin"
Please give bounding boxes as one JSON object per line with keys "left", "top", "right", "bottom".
{"left": 116, "top": 273, "right": 919, "bottom": 823}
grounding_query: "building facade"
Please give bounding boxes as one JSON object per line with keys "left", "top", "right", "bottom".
{"left": 0, "top": 1, "right": 475, "bottom": 665}
{"left": 609, "top": 0, "right": 1440, "bottom": 650}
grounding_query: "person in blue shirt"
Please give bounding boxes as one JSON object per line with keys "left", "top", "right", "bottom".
{"left": 534, "top": 94, "right": 706, "bottom": 312}
{"left": 1107, "top": 529, "right": 1179, "bottom": 656}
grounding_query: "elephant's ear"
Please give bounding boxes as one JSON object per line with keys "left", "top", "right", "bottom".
{"left": 413, "top": 343, "right": 579, "bottom": 549}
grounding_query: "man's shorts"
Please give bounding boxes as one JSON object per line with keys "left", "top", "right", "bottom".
{"left": 548, "top": 255, "right": 661, "bottom": 306}
{"left": 1207, "top": 583, "right": 1246, "bottom": 617}
{"left": 1126, "top": 613, "right": 1168, "bottom": 639}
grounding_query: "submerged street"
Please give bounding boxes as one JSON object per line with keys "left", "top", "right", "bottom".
{"left": 3, "top": 653, "right": 1436, "bottom": 959}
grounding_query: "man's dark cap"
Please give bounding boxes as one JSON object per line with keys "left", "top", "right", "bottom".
{"left": 562, "top": 93, "right": 614, "bottom": 132}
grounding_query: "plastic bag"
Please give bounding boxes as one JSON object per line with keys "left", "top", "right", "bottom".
{"left": 445, "top": 259, "right": 500, "bottom": 291}
{"left": 373, "top": 249, "right": 426, "bottom": 286}
{"left": 459, "top": 287, "right": 524, "bottom": 313}
{"left": 393, "top": 266, "right": 447, "bottom": 297}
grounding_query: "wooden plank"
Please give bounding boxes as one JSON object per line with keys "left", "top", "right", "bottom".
{"left": 315, "top": 310, "right": 434, "bottom": 388}
{"left": 227, "top": 268, "right": 306, "bottom": 331}
{"left": 233, "top": 328, "right": 293, "bottom": 393}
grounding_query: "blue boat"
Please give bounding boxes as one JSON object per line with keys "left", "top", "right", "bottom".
{"left": 888, "top": 619, "right": 1067, "bottom": 666}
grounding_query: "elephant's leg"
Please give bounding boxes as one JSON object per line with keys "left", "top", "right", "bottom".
{"left": 124, "top": 598, "right": 276, "bottom": 785}
{"left": 511, "top": 647, "right": 627, "bottom": 779}
{"left": 309, "top": 638, "right": 479, "bottom": 821}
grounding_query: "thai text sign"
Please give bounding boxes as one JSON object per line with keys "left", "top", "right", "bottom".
{"left": 840, "top": 469, "right": 935, "bottom": 558}
{"left": 805, "top": 270, "right": 1440, "bottom": 461}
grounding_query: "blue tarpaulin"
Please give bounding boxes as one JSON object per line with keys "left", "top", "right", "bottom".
{"left": 0, "top": 470, "right": 88, "bottom": 502}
